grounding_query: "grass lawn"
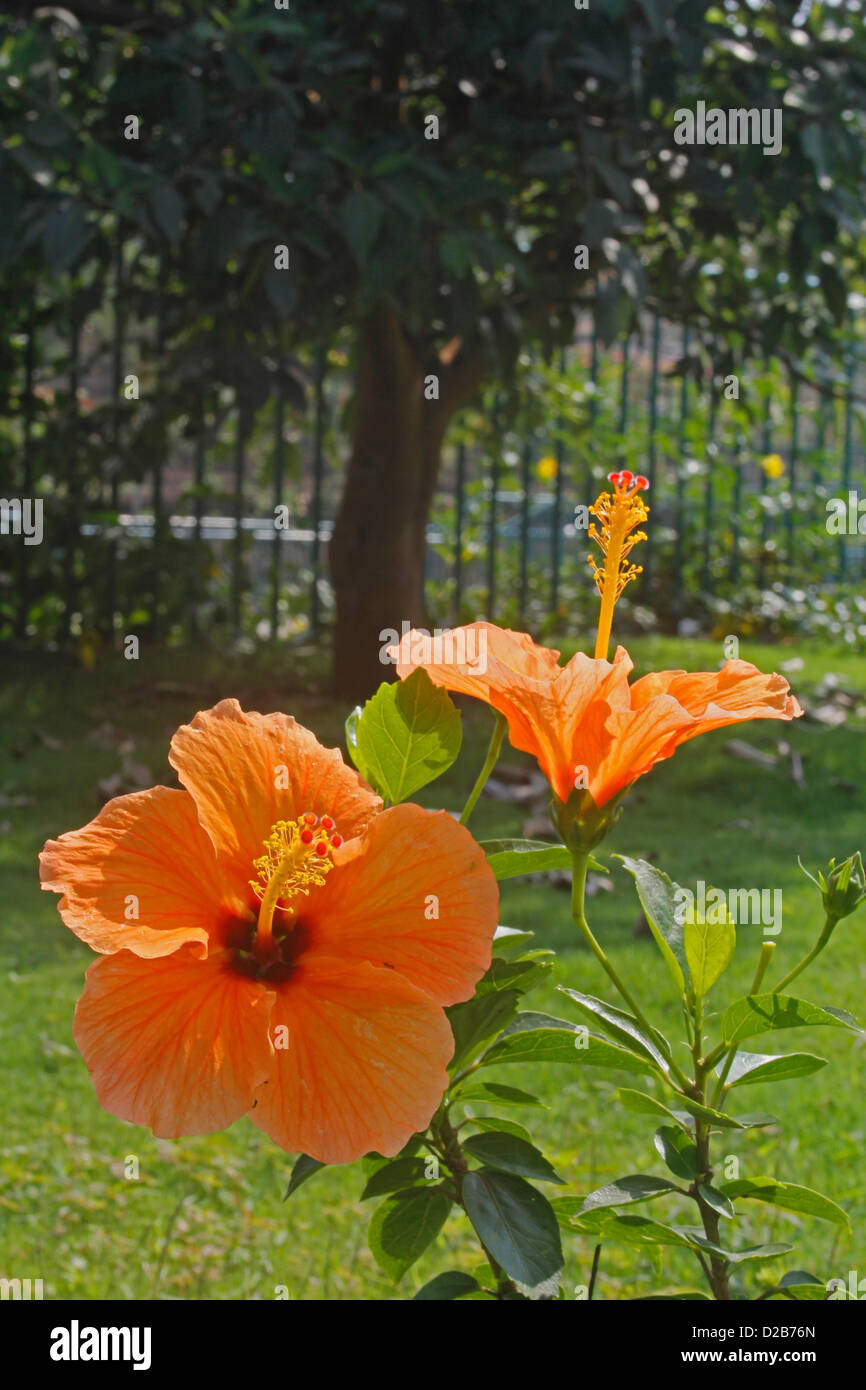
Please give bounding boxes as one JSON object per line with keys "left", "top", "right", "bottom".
{"left": 1, "top": 634, "right": 864, "bottom": 1300}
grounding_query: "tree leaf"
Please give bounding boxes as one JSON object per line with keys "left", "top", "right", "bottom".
{"left": 360, "top": 1158, "right": 430, "bottom": 1200}
{"left": 683, "top": 909, "right": 736, "bottom": 998}
{"left": 453, "top": 1081, "right": 546, "bottom": 1109}
{"left": 559, "top": 987, "right": 672, "bottom": 1074}
{"left": 367, "top": 1187, "right": 452, "bottom": 1282}
{"left": 481, "top": 1015, "right": 657, "bottom": 1076}
{"left": 617, "top": 1087, "right": 747, "bottom": 1131}
{"left": 463, "top": 1131, "right": 564, "bottom": 1185}
{"left": 349, "top": 668, "right": 462, "bottom": 802}
{"left": 721, "top": 994, "right": 861, "bottom": 1046}
{"left": 617, "top": 855, "right": 687, "bottom": 993}
{"left": 462, "top": 1171, "right": 563, "bottom": 1287}
{"left": 722, "top": 1178, "right": 850, "bottom": 1228}
{"left": 341, "top": 189, "right": 384, "bottom": 266}
{"left": 723, "top": 1051, "right": 829, "bottom": 1089}
{"left": 480, "top": 839, "right": 606, "bottom": 880}
{"left": 412, "top": 1271, "right": 480, "bottom": 1300}
{"left": 698, "top": 1183, "right": 735, "bottom": 1220}
{"left": 653, "top": 1125, "right": 699, "bottom": 1181}
{"left": 284, "top": 1153, "right": 325, "bottom": 1200}
{"left": 576, "top": 1175, "right": 680, "bottom": 1213}
{"left": 447, "top": 988, "right": 522, "bottom": 1073}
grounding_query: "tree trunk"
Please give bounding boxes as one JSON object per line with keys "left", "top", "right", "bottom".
{"left": 330, "top": 304, "right": 482, "bottom": 700}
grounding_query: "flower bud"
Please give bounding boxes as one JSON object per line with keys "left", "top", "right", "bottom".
{"left": 801, "top": 852, "right": 866, "bottom": 922}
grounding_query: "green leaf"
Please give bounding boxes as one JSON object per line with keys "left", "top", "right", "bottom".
{"left": 447, "top": 988, "right": 522, "bottom": 1073}
{"left": 453, "top": 1081, "right": 546, "bottom": 1109}
{"left": 481, "top": 1014, "right": 657, "bottom": 1076}
{"left": 463, "top": 1131, "right": 564, "bottom": 1185}
{"left": 150, "top": 183, "right": 185, "bottom": 243}
{"left": 698, "top": 1183, "right": 735, "bottom": 1220}
{"left": 577, "top": 1175, "right": 680, "bottom": 1213}
{"left": 723, "top": 1051, "right": 829, "bottom": 1089}
{"left": 684, "top": 910, "right": 736, "bottom": 998}
{"left": 480, "top": 839, "right": 606, "bottom": 880}
{"left": 558, "top": 988, "right": 672, "bottom": 1074}
{"left": 42, "top": 205, "right": 90, "bottom": 272}
{"left": 653, "top": 1125, "right": 699, "bottom": 1181}
{"left": 617, "top": 1087, "right": 747, "bottom": 1131}
{"left": 412, "top": 1271, "right": 480, "bottom": 1300}
{"left": 348, "top": 668, "right": 462, "bottom": 802}
{"left": 367, "top": 1188, "right": 452, "bottom": 1282}
{"left": 341, "top": 189, "right": 384, "bottom": 266}
{"left": 722, "top": 1178, "right": 850, "bottom": 1228}
{"left": 491, "top": 926, "right": 535, "bottom": 955}
{"left": 617, "top": 856, "right": 687, "bottom": 993}
{"left": 462, "top": 1171, "right": 563, "bottom": 1288}
{"left": 722, "top": 994, "right": 861, "bottom": 1046}
{"left": 684, "top": 1232, "right": 793, "bottom": 1265}
{"left": 463, "top": 1116, "right": 532, "bottom": 1141}
{"left": 284, "top": 1153, "right": 325, "bottom": 1200}
{"left": 571, "top": 1210, "right": 698, "bottom": 1250}
{"left": 360, "top": 1158, "right": 430, "bottom": 1200}
{"left": 474, "top": 956, "right": 551, "bottom": 997}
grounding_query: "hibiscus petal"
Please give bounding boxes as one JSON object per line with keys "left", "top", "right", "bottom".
{"left": 168, "top": 699, "right": 382, "bottom": 880}
{"left": 630, "top": 660, "right": 802, "bottom": 728}
{"left": 74, "top": 948, "right": 275, "bottom": 1138}
{"left": 249, "top": 957, "right": 453, "bottom": 1164}
{"left": 303, "top": 804, "right": 497, "bottom": 1006}
{"left": 40, "top": 786, "right": 243, "bottom": 958}
{"left": 391, "top": 621, "right": 562, "bottom": 693}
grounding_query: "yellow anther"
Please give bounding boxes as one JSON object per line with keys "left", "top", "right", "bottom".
{"left": 251, "top": 816, "right": 335, "bottom": 955}
{"left": 589, "top": 471, "right": 649, "bottom": 660}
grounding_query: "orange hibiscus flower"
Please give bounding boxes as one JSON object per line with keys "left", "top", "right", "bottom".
{"left": 390, "top": 471, "right": 802, "bottom": 826}
{"left": 39, "top": 701, "right": 498, "bottom": 1164}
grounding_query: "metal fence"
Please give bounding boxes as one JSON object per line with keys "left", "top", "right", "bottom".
{"left": 2, "top": 279, "right": 865, "bottom": 651}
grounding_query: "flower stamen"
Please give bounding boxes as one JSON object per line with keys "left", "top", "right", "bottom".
{"left": 588, "top": 470, "right": 649, "bottom": 660}
{"left": 250, "top": 813, "right": 338, "bottom": 955}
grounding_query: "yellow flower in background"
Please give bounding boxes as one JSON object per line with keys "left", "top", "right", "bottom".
{"left": 537, "top": 455, "right": 558, "bottom": 481}
{"left": 761, "top": 453, "right": 785, "bottom": 480}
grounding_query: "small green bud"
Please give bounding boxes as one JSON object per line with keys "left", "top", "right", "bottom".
{"left": 800, "top": 852, "right": 866, "bottom": 922}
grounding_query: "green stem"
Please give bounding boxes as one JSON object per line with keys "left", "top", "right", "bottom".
{"left": 709, "top": 942, "right": 777, "bottom": 1107}
{"left": 434, "top": 1109, "right": 520, "bottom": 1299}
{"left": 570, "top": 850, "right": 691, "bottom": 1092}
{"left": 459, "top": 711, "right": 507, "bottom": 827}
{"left": 689, "top": 1000, "right": 731, "bottom": 1300}
{"left": 772, "top": 913, "right": 839, "bottom": 995}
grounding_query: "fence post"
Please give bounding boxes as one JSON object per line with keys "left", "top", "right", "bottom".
{"left": 840, "top": 336, "right": 854, "bottom": 580}
{"left": 644, "top": 314, "right": 661, "bottom": 588}
{"left": 62, "top": 312, "right": 80, "bottom": 644}
{"left": 309, "top": 342, "right": 326, "bottom": 637}
{"left": 15, "top": 297, "right": 36, "bottom": 641}
{"left": 673, "top": 324, "right": 690, "bottom": 608}
{"left": 550, "top": 347, "right": 566, "bottom": 613}
{"left": 270, "top": 368, "right": 285, "bottom": 641}
{"left": 702, "top": 384, "right": 717, "bottom": 593}
{"left": 231, "top": 398, "right": 249, "bottom": 639}
{"left": 454, "top": 438, "right": 466, "bottom": 623}
{"left": 518, "top": 436, "right": 531, "bottom": 624}
{"left": 486, "top": 394, "right": 502, "bottom": 619}
{"left": 787, "top": 375, "right": 799, "bottom": 571}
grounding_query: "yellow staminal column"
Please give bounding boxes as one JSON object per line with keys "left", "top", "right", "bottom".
{"left": 250, "top": 813, "right": 340, "bottom": 956}
{"left": 588, "top": 469, "right": 650, "bottom": 661}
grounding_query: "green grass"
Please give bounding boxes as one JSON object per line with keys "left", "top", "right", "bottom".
{"left": 1, "top": 636, "right": 864, "bottom": 1300}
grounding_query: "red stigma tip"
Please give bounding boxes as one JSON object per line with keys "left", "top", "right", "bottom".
{"left": 635, "top": 475, "right": 649, "bottom": 490}
{"left": 314, "top": 840, "right": 329, "bottom": 857}
{"left": 620, "top": 469, "right": 634, "bottom": 485}
{"left": 321, "top": 815, "right": 334, "bottom": 831}
{"left": 300, "top": 828, "right": 314, "bottom": 845}
{"left": 607, "top": 470, "right": 621, "bottom": 484}
{"left": 330, "top": 833, "right": 343, "bottom": 848}
{"left": 302, "top": 812, "right": 317, "bottom": 826}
